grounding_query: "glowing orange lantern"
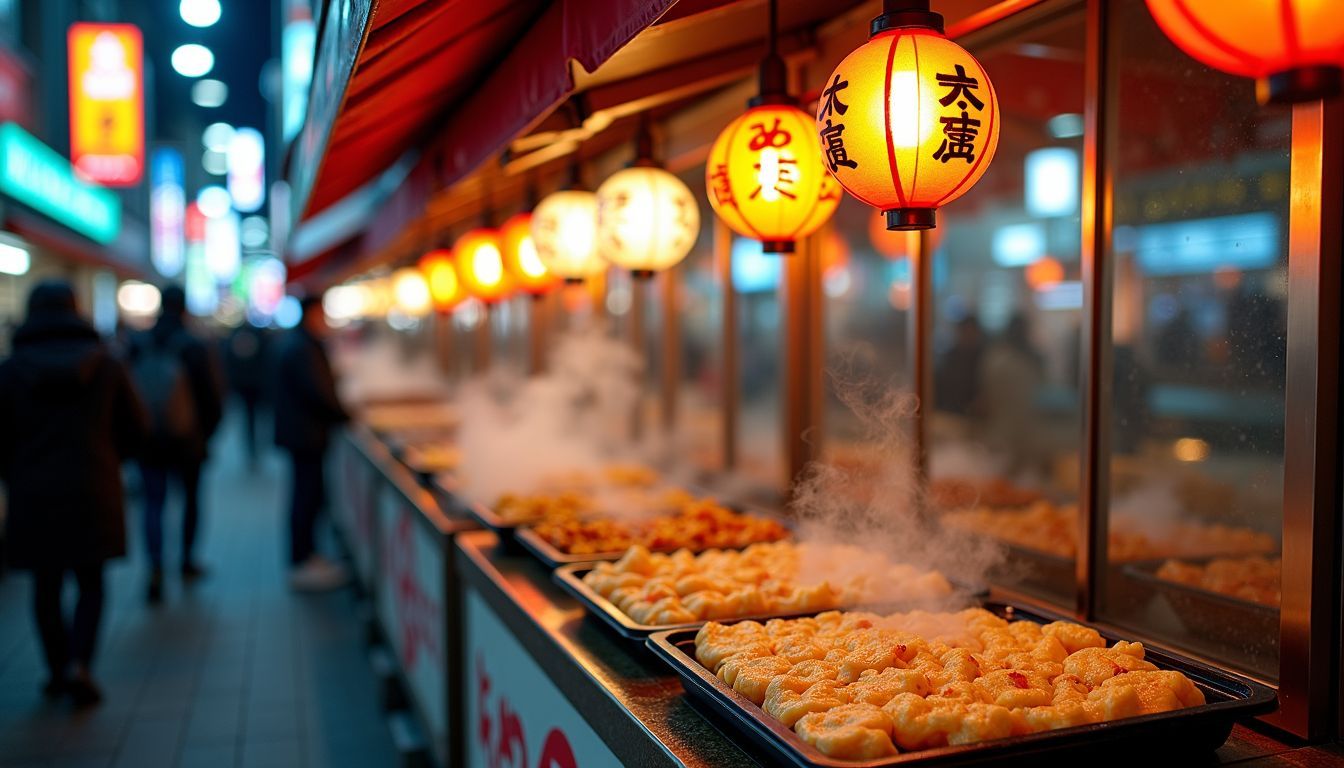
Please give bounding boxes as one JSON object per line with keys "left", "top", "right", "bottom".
{"left": 1146, "top": 0, "right": 1344, "bottom": 104}
{"left": 818, "top": 1, "right": 999, "bottom": 231}
{"left": 419, "top": 249, "right": 463, "bottom": 312}
{"left": 532, "top": 189, "right": 605, "bottom": 282}
{"left": 454, "top": 228, "right": 513, "bottom": 304}
{"left": 500, "top": 212, "right": 557, "bottom": 296}
{"left": 707, "top": 104, "right": 841, "bottom": 253}
{"left": 1025, "top": 256, "right": 1064, "bottom": 291}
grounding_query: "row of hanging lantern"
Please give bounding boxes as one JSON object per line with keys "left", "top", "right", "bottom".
{"left": 405, "top": 0, "right": 1344, "bottom": 320}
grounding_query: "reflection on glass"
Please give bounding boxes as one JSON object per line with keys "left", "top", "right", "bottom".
{"left": 676, "top": 166, "right": 724, "bottom": 474}
{"left": 1101, "top": 2, "right": 1287, "bottom": 681}
{"left": 735, "top": 235, "right": 784, "bottom": 498}
{"left": 928, "top": 10, "right": 1086, "bottom": 603}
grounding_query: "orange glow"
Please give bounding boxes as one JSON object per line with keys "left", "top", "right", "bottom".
{"left": 419, "top": 249, "right": 463, "bottom": 312}
{"left": 1146, "top": 0, "right": 1344, "bottom": 102}
{"left": 867, "top": 210, "right": 917, "bottom": 259}
{"left": 596, "top": 166, "right": 700, "bottom": 273}
{"left": 707, "top": 103, "right": 840, "bottom": 253}
{"left": 817, "top": 28, "right": 999, "bottom": 230}
{"left": 454, "top": 228, "right": 513, "bottom": 304}
{"left": 500, "top": 212, "right": 557, "bottom": 296}
{"left": 531, "top": 189, "right": 606, "bottom": 281}
{"left": 1025, "top": 256, "right": 1064, "bottom": 291}
{"left": 68, "top": 23, "right": 145, "bottom": 186}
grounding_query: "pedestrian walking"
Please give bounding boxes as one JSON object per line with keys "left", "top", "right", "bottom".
{"left": 274, "top": 295, "right": 350, "bottom": 590}
{"left": 129, "top": 285, "right": 224, "bottom": 603}
{"left": 224, "top": 322, "right": 272, "bottom": 465}
{"left": 0, "top": 281, "right": 147, "bottom": 706}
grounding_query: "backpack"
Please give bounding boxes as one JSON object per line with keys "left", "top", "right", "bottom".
{"left": 132, "top": 336, "right": 197, "bottom": 443}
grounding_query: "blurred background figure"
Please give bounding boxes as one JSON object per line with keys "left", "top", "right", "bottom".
{"left": 935, "top": 314, "right": 985, "bottom": 417}
{"left": 129, "top": 285, "right": 223, "bottom": 604}
{"left": 274, "top": 294, "right": 349, "bottom": 591}
{"left": 224, "top": 321, "right": 272, "bottom": 466}
{"left": 0, "top": 281, "right": 146, "bottom": 707}
{"left": 977, "top": 312, "right": 1046, "bottom": 476}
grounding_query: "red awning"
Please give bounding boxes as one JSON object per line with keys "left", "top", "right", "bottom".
{"left": 291, "top": 0, "right": 676, "bottom": 227}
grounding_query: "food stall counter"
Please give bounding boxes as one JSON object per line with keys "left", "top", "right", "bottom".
{"left": 455, "top": 530, "right": 761, "bottom": 768}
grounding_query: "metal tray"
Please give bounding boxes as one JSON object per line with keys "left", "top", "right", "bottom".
{"left": 515, "top": 525, "right": 645, "bottom": 568}
{"left": 647, "top": 601, "right": 1277, "bottom": 767}
{"left": 555, "top": 564, "right": 984, "bottom": 643}
{"left": 1121, "top": 560, "right": 1279, "bottom": 652}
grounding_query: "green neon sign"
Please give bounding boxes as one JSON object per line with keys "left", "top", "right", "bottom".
{"left": 0, "top": 122, "right": 121, "bottom": 244}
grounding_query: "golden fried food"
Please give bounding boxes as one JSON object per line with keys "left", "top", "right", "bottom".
{"left": 943, "top": 501, "right": 1276, "bottom": 562}
{"left": 534, "top": 499, "right": 789, "bottom": 555}
{"left": 583, "top": 542, "right": 953, "bottom": 626}
{"left": 694, "top": 608, "right": 1205, "bottom": 760}
{"left": 401, "top": 442, "right": 462, "bottom": 473}
{"left": 929, "top": 477, "right": 1043, "bottom": 511}
{"left": 1155, "top": 556, "right": 1280, "bottom": 606}
{"left": 492, "top": 490, "right": 592, "bottom": 525}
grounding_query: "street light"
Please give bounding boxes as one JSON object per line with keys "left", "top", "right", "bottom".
{"left": 171, "top": 44, "right": 214, "bottom": 77}
{"left": 180, "top": 0, "right": 221, "bottom": 28}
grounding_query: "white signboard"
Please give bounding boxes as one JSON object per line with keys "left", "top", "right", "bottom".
{"left": 465, "top": 589, "right": 621, "bottom": 768}
{"left": 375, "top": 485, "right": 447, "bottom": 762}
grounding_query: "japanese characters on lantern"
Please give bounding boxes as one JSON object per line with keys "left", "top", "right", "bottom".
{"left": 500, "top": 212, "right": 557, "bottom": 296}
{"left": 707, "top": 104, "right": 840, "bottom": 253}
{"left": 1146, "top": 0, "right": 1344, "bottom": 104}
{"left": 817, "top": 24, "right": 999, "bottom": 231}
{"left": 595, "top": 166, "right": 700, "bottom": 275}
{"left": 454, "top": 228, "right": 513, "bottom": 304}
{"left": 530, "top": 189, "right": 606, "bottom": 282}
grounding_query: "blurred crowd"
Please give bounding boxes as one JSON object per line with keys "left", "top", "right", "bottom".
{"left": 0, "top": 280, "right": 349, "bottom": 708}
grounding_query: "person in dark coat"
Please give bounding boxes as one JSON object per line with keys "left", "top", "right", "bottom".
{"left": 129, "top": 285, "right": 224, "bottom": 603}
{"left": 274, "top": 295, "right": 349, "bottom": 590}
{"left": 224, "top": 322, "right": 271, "bottom": 465}
{"left": 0, "top": 281, "right": 147, "bottom": 706}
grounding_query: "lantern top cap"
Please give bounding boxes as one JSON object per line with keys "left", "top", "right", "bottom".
{"left": 871, "top": 0, "right": 943, "bottom": 36}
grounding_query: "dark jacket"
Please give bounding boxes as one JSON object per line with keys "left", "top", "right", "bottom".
{"left": 273, "top": 326, "right": 348, "bottom": 455}
{"left": 224, "top": 324, "right": 271, "bottom": 397}
{"left": 131, "top": 315, "right": 224, "bottom": 464}
{"left": 0, "top": 309, "right": 147, "bottom": 569}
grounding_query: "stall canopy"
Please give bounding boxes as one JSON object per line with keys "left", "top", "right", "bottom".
{"left": 287, "top": 0, "right": 680, "bottom": 264}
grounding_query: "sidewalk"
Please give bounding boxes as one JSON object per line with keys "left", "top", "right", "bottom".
{"left": 0, "top": 405, "right": 397, "bottom": 768}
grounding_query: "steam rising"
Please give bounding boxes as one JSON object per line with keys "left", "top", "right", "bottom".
{"left": 789, "top": 373, "right": 1004, "bottom": 602}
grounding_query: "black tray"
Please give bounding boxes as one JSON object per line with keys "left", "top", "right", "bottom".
{"left": 647, "top": 601, "right": 1277, "bottom": 767}
{"left": 515, "top": 526, "right": 641, "bottom": 568}
{"left": 1121, "top": 560, "right": 1279, "bottom": 653}
{"left": 555, "top": 564, "right": 984, "bottom": 643}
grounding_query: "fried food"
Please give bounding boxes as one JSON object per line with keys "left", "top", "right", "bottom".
{"left": 583, "top": 542, "right": 953, "bottom": 626}
{"left": 943, "top": 501, "right": 1276, "bottom": 562}
{"left": 533, "top": 499, "right": 789, "bottom": 555}
{"left": 693, "top": 608, "right": 1205, "bottom": 760}
{"left": 1155, "top": 556, "right": 1280, "bottom": 607}
{"left": 929, "top": 477, "right": 1043, "bottom": 511}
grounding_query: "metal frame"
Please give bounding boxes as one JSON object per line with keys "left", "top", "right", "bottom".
{"left": 717, "top": 218, "right": 740, "bottom": 471}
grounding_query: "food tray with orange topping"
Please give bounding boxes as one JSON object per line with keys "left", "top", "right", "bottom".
{"left": 646, "top": 601, "right": 1276, "bottom": 767}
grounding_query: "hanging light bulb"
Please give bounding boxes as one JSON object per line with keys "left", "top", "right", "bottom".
{"left": 596, "top": 120, "right": 700, "bottom": 277}
{"left": 391, "top": 267, "right": 431, "bottom": 317}
{"left": 500, "top": 211, "right": 557, "bottom": 296}
{"left": 1146, "top": 0, "right": 1344, "bottom": 104}
{"left": 419, "top": 248, "right": 463, "bottom": 312}
{"left": 454, "top": 228, "right": 513, "bottom": 304}
{"left": 818, "top": 0, "right": 999, "bottom": 231}
{"left": 532, "top": 184, "right": 605, "bottom": 283}
{"left": 707, "top": 0, "right": 840, "bottom": 253}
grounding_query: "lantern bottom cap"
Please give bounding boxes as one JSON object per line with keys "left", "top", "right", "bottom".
{"left": 884, "top": 207, "right": 936, "bottom": 231}
{"left": 1258, "top": 65, "right": 1342, "bottom": 105}
{"left": 631, "top": 269, "right": 656, "bottom": 280}
{"left": 563, "top": 277, "right": 587, "bottom": 285}
{"left": 762, "top": 239, "right": 796, "bottom": 254}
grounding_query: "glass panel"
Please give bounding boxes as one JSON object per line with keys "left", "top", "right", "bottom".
{"left": 735, "top": 233, "right": 785, "bottom": 500}
{"left": 676, "top": 165, "right": 724, "bottom": 476}
{"left": 929, "top": 9, "right": 1087, "bottom": 604}
{"left": 822, "top": 196, "right": 915, "bottom": 482}
{"left": 1101, "top": 1, "right": 1288, "bottom": 681}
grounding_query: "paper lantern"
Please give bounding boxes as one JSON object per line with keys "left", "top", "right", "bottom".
{"left": 454, "top": 228, "right": 513, "bottom": 304}
{"left": 391, "top": 267, "right": 431, "bottom": 316}
{"left": 419, "top": 249, "right": 463, "bottom": 312}
{"left": 707, "top": 104, "right": 841, "bottom": 253}
{"left": 531, "top": 189, "right": 606, "bottom": 282}
{"left": 817, "top": 3, "right": 999, "bottom": 231}
{"left": 596, "top": 166, "right": 700, "bottom": 276}
{"left": 1146, "top": 0, "right": 1344, "bottom": 104}
{"left": 500, "top": 212, "right": 557, "bottom": 296}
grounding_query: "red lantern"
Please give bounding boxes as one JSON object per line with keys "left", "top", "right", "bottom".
{"left": 454, "top": 228, "right": 514, "bottom": 304}
{"left": 1146, "top": 0, "right": 1344, "bottom": 104}
{"left": 419, "top": 249, "right": 463, "bottom": 312}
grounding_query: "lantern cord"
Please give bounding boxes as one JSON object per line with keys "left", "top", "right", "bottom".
{"left": 566, "top": 157, "right": 584, "bottom": 190}
{"left": 481, "top": 176, "right": 495, "bottom": 228}
{"left": 633, "top": 114, "right": 657, "bottom": 167}
{"left": 756, "top": 0, "right": 787, "bottom": 100}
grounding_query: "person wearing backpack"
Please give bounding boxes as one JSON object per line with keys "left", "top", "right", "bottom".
{"left": 0, "top": 281, "right": 148, "bottom": 706}
{"left": 130, "top": 286, "right": 224, "bottom": 604}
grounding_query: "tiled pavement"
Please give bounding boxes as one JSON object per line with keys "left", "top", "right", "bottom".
{"left": 0, "top": 407, "right": 398, "bottom": 768}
